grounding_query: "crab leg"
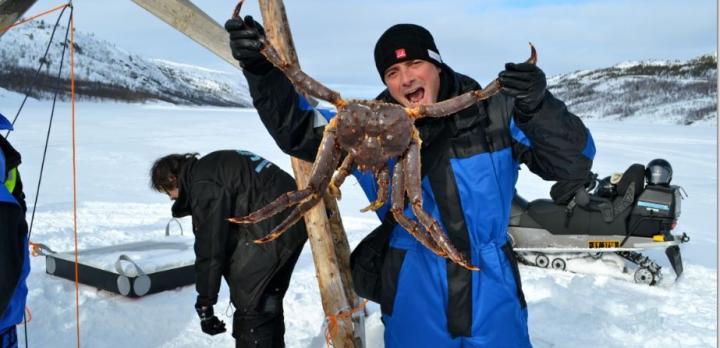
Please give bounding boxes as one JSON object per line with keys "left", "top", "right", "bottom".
{"left": 328, "top": 153, "right": 354, "bottom": 199}
{"left": 229, "top": 119, "right": 342, "bottom": 243}
{"left": 228, "top": 188, "right": 314, "bottom": 224}
{"left": 232, "top": 0, "right": 346, "bottom": 108}
{"left": 254, "top": 192, "right": 322, "bottom": 243}
{"left": 389, "top": 158, "right": 445, "bottom": 256}
{"left": 260, "top": 39, "right": 347, "bottom": 108}
{"left": 404, "top": 130, "right": 479, "bottom": 271}
{"left": 408, "top": 43, "right": 537, "bottom": 119}
{"left": 360, "top": 166, "right": 390, "bottom": 212}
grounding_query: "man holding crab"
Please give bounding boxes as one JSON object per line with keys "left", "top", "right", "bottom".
{"left": 226, "top": 17, "right": 595, "bottom": 347}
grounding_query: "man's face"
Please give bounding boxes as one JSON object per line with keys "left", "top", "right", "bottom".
{"left": 383, "top": 59, "right": 442, "bottom": 107}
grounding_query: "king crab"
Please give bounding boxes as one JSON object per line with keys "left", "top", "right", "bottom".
{"left": 228, "top": 0, "right": 537, "bottom": 271}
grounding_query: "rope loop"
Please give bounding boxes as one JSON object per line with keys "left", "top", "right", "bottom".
{"left": 323, "top": 299, "right": 368, "bottom": 347}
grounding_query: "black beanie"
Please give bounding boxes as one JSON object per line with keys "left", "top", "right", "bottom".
{"left": 374, "top": 24, "right": 443, "bottom": 81}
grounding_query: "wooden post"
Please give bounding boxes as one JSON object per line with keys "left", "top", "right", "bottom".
{"left": 130, "top": 0, "right": 238, "bottom": 67}
{"left": 257, "top": 1, "right": 362, "bottom": 347}
{"left": 130, "top": 0, "right": 364, "bottom": 346}
{"left": 0, "top": 0, "right": 38, "bottom": 38}
{"left": 324, "top": 194, "right": 366, "bottom": 345}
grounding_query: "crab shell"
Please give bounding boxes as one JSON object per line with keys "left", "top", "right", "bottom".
{"left": 335, "top": 100, "right": 414, "bottom": 172}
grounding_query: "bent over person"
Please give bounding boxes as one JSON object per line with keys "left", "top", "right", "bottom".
{"left": 150, "top": 150, "right": 307, "bottom": 348}
{"left": 226, "top": 17, "right": 595, "bottom": 347}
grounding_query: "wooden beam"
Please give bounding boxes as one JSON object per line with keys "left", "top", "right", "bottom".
{"left": 130, "top": 0, "right": 238, "bottom": 68}
{"left": 256, "top": 1, "right": 363, "bottom": 347}
{"left": 0, "top": 0, "right": 38, "bottom": 39}
{"left": 324, "top": 193, "right": 366, "bottom": 346}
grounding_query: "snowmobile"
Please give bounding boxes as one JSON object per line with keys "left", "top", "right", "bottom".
{"left": 509, "top": 159, "right": 689, "bottom": 285}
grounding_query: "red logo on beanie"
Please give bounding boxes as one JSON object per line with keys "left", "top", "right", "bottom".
{"left": 395, "top": 48, "right": 406, "bottom": 59}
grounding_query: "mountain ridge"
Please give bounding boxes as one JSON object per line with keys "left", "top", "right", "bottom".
{"left": 0, "top": 20, "right": 252, "bottom": 107}
{"left": 547, "top": 54, "right": 717, "bottom": 125}
{"left": 0, "top": 20, "right": 716, "bottom": 125}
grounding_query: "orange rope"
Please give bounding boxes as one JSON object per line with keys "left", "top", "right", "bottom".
{"left": 2, "top": 3, "right": 79, "bottom": 345}
{"left": 3, "top": 5, "right": 74, "bottom": 346}
{"left": 323, "top": 299, "right": 368, "bottom": 347}
{"left": 0, "top": 3, "right": 68, "bottom": 35}
{"left": 28, "top": 241, "right": 43, "bottom": 257}
{"left": 69, "top": 8, "right": 81, "bottom": 348}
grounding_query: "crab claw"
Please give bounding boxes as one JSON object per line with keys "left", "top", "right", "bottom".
{"left": 457, "top": 259, "right": 480, "bottom": 272}
{"left": 526, "top": 42, "right": 537, "bottom": 65}
{"left": 328, "top": 182, "right": 342, "bottom": 200}
{"left": 227, "top": 217, "right": 252, "bottom": 224}
{"left": 254, "top": 234, "right": 279, "bottom": 244}
{"left": 232, "top": 0, "right": 245, "bottom": 19}
{"left": 360, "top": 199, "right": 385, "bottom": 212}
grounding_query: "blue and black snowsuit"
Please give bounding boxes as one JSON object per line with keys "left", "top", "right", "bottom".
{"left": 242, "top": 62, "right": 594, "bottom": 347}
{"left": 0, "top": 135, "right": 29, "bottom": 348}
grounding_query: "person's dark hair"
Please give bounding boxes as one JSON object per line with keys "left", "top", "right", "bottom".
{"left": 149, "top": 153, "right": 198, "bottom": 192}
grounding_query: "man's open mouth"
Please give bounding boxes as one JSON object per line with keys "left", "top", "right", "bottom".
{"left": 405, "top": 87, "right": 425, "bottom": 104}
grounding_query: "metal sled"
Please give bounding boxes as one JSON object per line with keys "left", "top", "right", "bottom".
{"left": 36, "top": 219, "right": 196, "bottom": 297}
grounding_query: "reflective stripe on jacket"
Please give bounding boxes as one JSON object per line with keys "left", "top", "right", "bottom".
{"left": 0, "top": 148, "right": 18, "bottom": 206}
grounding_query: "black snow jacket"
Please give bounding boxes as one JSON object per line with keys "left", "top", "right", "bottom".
{"left": 170, "top": 150, "right": 307, "bottom": 311}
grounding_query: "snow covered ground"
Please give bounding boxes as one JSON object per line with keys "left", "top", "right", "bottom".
{"left": 2, "top": 90, "right": 716, "bottom": 347}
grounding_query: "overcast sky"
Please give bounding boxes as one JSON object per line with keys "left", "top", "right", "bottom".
{"left": 22, "top": 0, "right": 718, "bottom": 89}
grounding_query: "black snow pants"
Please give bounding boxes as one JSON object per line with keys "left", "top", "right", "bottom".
{"left": 232, "top": 293, "right": 285, "bottom": 348}
{"left": 231, "top": 245, "right": 304, "bottom": 348}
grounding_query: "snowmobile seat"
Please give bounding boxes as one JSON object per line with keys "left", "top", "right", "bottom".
{"left": 525, "top": 165, "right": 646, "bottom": 236}
{"left": 526, "top": 197, "right": 632, "bottom": 236}
{"left": 526, "top": 198, "right": 591, "bottom": 235}
{"left": 509, "top": 193, "right": 543, "bottom": 229}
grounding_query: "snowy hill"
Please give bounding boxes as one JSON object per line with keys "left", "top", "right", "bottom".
{"left": 0, "top": 20, "right": 251, "bottom": 107}
{"left": 548, "top": 54, "right": 717, "bottom": 125}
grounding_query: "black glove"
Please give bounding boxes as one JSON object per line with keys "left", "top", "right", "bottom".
{"left": 225, "top": 15, "right": 273, "bottom": 74}
{"left": 195, "top": 304, "right": 227, "bottom": 336}
{"left": 499, "top": 62, "right": 547, "bottom": 114}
